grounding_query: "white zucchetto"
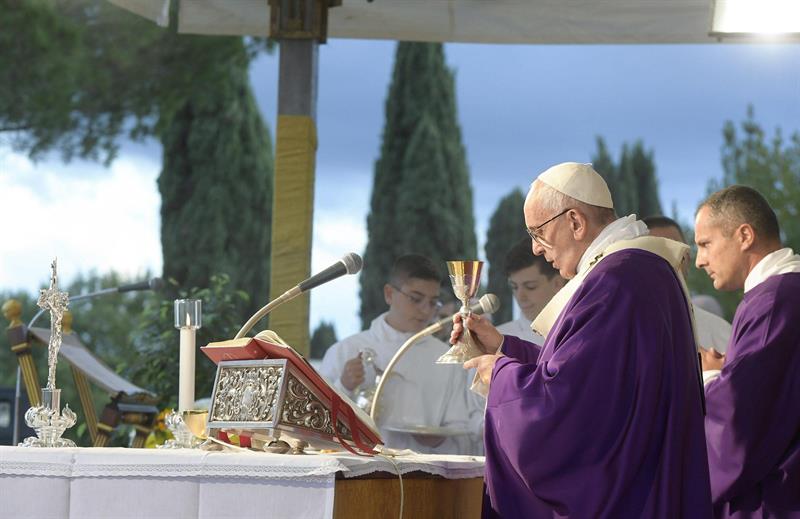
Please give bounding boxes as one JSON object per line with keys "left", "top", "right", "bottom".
{"left": 537, "top": 162, "right": 614, "bottom": 209}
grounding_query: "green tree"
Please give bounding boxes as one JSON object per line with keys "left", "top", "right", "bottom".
{"left": 0, "top": 1, "right": 274, "bottom": 314}
{"left": 310, "top": 321, "right": 338, "bottom": 359}
{"left": 158, "top": 44, "right": 273, "bottom": 316}
{"left": 591, "top": 137, "right": 662, "bottom": 217}
{"left": 359, "top": 42, "right": 477, "bottom": 328}
{"left": 484, "top": 189, "right": 527, "bottom": 324}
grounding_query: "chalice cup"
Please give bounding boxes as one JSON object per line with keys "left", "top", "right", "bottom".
{"left": 437, "top": 260, "right": 484, "bottom": 364}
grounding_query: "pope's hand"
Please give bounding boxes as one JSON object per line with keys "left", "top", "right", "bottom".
{"left": 340, "top": 355, "right": 365, "bottom": 390}
{"left": 700, "top": 347, "right": 725, "bottom": 371}
{"left": 450, "top": 313, "right": 504, "bottom": 354}
{"left": 464, "top": 354, "right": 501, "bottom": 388}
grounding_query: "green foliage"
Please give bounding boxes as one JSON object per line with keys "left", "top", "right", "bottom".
{"left": 359, "top": 42, "right": 477, "bottom": 328}
{"left": 65, "top": 271, "right": 156, "bottom": 371}
{"left": 688, "top": 106, "right": 800, "bottom": 320}
{"left": 1, "top": 2, "right": 275, "bottom": 314}
{"left": 591, "top": 137, "right": 663, "bottom": 218}
{"left": 714, "top": 106, "right": 800, "bottom": 251}
{"left": 309, "top": 321, "right": 338, "bottom": 359}
{"left": 158, "top": 47, "right": 274, "bottom": 316}
{"left": 0, "top": 0, "right": 273, "bottom": 163}
{"left": 484, "top": 189, "right": 527, "bottom": 324}
{"left": 128, "top": 274, "right": 249, "bottom": 407}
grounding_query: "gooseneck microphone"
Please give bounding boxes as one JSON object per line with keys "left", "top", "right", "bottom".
{"left": 427, "top": 293, "right": 500, "bottom": 335}
{"left": 298, "top": 253, "right": 363, "bottom": 292}
{"left": 27, "top": 277, "right": 164, "bottom": 328}
{"left": 370, "top": 293, "right": 501, "bottom": 420}
{"left": 234, "top": 253, "right": 363, "bottom": 339}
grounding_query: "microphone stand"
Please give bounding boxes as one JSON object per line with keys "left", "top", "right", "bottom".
{"left": 369, "top": 320, "right": 446, "bottom": 421}
{"left": 233, "top": 286, "right": 301, "bottom": 339}
{"left": 369, "top": 294, "right": 499, "bottom": 421}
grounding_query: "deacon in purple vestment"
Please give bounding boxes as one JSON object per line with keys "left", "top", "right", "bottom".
{"left": 458, "top": 163, "right": 712, "bottom": 518}
{"left": 695, "top": 185, "right": 800, "bottom": 518}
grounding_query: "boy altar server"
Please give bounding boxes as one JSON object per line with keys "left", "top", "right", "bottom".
{"left": 320, "top": 254, "right": 481, "bottom": 454}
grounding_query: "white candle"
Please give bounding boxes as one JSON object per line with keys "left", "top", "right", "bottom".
{"left": 178, "top": 326, "right": 196, "bottom": 412}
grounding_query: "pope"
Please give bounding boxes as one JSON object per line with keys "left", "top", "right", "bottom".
{"left": 457, "top": 162, "right": 712, "bottom": 518}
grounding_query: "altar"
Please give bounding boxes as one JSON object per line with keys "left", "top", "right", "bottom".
{"left": 0, "top": 446, "right": 484, "bottom": 518}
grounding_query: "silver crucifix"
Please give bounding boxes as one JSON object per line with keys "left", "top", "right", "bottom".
{"left": 37, "top": 258, "right": 69, "bottom": 390}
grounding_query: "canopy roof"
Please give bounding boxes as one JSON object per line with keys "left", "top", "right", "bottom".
{"left": 111, "top": 0, "right": 721, "bottom": 44}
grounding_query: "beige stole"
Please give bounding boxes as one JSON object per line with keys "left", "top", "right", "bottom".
{"left": 532, "top": 236, "right": 697, "bottom": 341}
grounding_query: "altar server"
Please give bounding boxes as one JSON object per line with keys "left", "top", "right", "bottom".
{"left": 457, "top": 162, "right": 711, "bottom": 517}
{"left": 320, "top": 254, "right": 480, "bottom": 454}
{"left": 495, "top": 236, "right": 564, "bottom": 344}
{"left": 695, "top": 185, "right": 800, "bottom": 518}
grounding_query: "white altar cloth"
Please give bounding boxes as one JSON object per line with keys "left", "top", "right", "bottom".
{"left": 0, "top": 447, "right": 484, "bottom": 519}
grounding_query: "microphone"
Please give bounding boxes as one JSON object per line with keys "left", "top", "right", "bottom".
{"left": 430, "top": 293, "right": 499, "bottom": 331}
{"left": 298, "top": 253, "right": 362, "bottom": 292}
{"left": 27, "top": 277, "right": 164, "bottom": 328}
{"left": 117, "top": 277, "right": 164, "bottom": 293}
{"left": 235, "top": 253, "right": 363, "bottom": 339}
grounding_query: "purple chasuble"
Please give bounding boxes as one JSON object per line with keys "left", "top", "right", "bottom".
{"left": 483, "top": 249, "right": 712, "bottom": 518}
{"left": 705, "top": 272, "right": 800, "bottom": 518}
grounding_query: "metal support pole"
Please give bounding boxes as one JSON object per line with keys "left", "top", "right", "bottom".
{"left": 268, "top": 39, "right": 319, "bottom": 354}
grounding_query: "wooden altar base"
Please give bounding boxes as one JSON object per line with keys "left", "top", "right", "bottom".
{"left": 334, "top": 472, "right": 483, "bottom": 519}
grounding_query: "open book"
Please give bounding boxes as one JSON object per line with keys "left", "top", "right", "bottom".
{"left": 201, "top": 333, "right": 382, "bottom": 454}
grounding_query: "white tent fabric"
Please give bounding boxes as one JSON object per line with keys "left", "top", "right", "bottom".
{"left": 29, "top": 328, "right": 153, "bottom": 397}
{"left": 110, "top": 0, "right": 718, "bottom": 44}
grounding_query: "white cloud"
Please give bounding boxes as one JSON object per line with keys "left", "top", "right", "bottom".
{"left": 0, "top": 148, "right": 161, "bottom": 293}
{"left": 308, "top": 206, "right": 369, "bottom": 339}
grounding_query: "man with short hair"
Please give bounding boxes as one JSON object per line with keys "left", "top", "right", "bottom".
{"left": 643, "top": 215, "right": 733, "bottom": 355}
{"left": 457, "top": 162, "right": 711, "bottom": 517}
{"left": 496, "top": 236, "right": 564, "bottom": 344}
{"left": 320, "top": 254, "right": 479, "bottom": 454}
{"left": 695, "top": 185, "right": 800, "bottom": 518}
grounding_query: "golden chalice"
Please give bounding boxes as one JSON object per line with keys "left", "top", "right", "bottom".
{"left": 437, "top": 260, "right": 484, "bottom": 364}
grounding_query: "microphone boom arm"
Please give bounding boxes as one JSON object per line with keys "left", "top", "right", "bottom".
{"left": 233, "top": 286, "right": 301, "bottom": 340}
{"left": 369, "top": 293, "right": 499, "bottom": 421}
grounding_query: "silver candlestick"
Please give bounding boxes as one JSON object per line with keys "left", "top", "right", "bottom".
{"left": 21, "top": 259, "right": 77, "bottom": 447}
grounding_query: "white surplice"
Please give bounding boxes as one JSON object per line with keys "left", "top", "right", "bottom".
{"left": 319, "top": 313, "right": 482, "bottom": 454}
{"left": 693, "top": 304, "right": 732, "bottom": 353}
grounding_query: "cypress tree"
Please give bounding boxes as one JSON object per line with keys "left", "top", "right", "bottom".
{"left": 159, "top": 38, "right": 273, "bottom": 316}
{"left": 484, "top": 189, "right": 527, "bottom": 325}
{"left": 616, "top": 144, "right": 639, "bottom": 216}
{"left": 592, "top": 137, "right": 662, "bottom": 218}
{"left": 591, "top": 137, "right": 617, "bottom": 199}
{"left": 359, "top": 42, "right": 477, "bottom": 329}
{"left": 630, "top": 141, "right": 663, "bottom": 217}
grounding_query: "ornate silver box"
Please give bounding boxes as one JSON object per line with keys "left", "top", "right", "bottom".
{"left": 207, "top": 357, "right": 380, "bottom": 453}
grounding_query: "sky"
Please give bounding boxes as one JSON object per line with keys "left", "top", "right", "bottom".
{"left": 1, "top": 39, "right": 798, "bottom": 339}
